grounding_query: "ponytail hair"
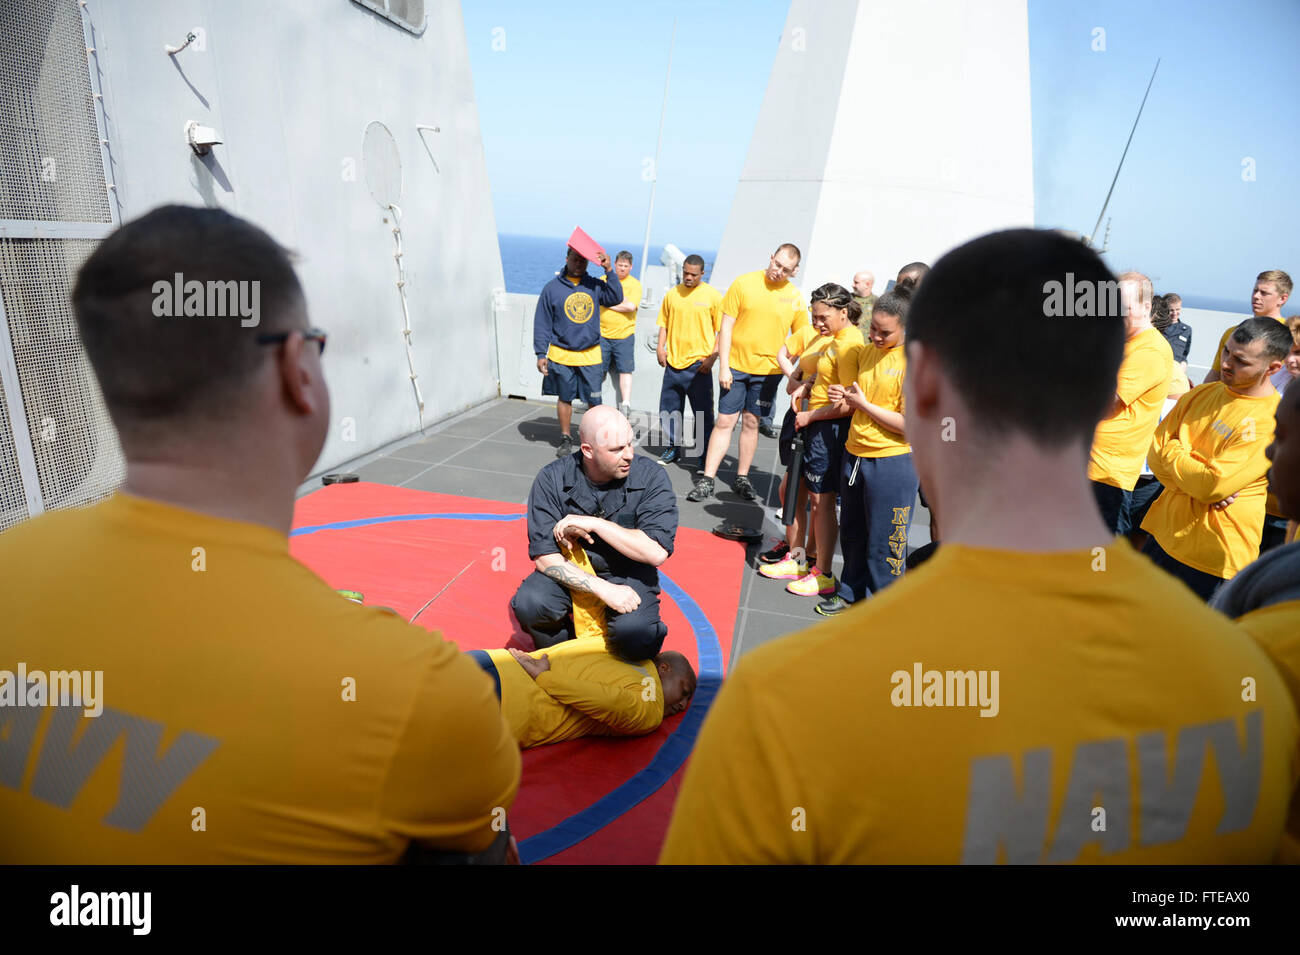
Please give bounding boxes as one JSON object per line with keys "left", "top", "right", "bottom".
{"left": 810, "top": 282, "right": 856, "bottom": 324}
{"left": 872, "top": 288, "right": 912, "bottom": 327}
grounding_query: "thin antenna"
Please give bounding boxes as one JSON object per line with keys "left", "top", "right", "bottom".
{"left": 638, "top": 20, "right": 676, "bottom": 288}
{"left": 1088, "top": 58, "right": 1160, "bottom": 249}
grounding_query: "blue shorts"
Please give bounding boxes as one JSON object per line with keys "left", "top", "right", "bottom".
{"left": 545, "top": 360, "right": 603, "bottom": 405}
{"left": 801, "top": 418, "right": 847, "bottom": 494}
{"left": 465, "top": 650, "right": 501, "bottom": 701}
{"left": 719, "top": 370, "right": 782, "bottom": 417}
{"left": 601, "top": 335, "right": 635, "bottom": 374}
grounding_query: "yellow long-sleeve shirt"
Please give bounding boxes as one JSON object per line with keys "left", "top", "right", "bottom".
{"left": 1213, "top": 316, "right": 1289, "bottom": 518}
{"left": 487, "top": 643, "right": 664, "bottom": 749}
{"left": 1141, "top": 382, "right": 1280, "bottom": 578}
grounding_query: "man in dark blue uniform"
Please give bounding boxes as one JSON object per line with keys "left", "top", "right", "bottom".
{"left": 535, "top": 245, "right": 624, "bottom": 456}
{"left": 1161, "top": 292, "right": 1193, "bottom": 370}
{"left": 511, "top": 406, "right": 678, "bottom": 661}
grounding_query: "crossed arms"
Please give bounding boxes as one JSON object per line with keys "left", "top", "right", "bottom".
{"left": 534, "top": 515, "right": 668, "bottom": 613}
{"left": 1147, "top": 402, "right": 1267, "bottom": 506}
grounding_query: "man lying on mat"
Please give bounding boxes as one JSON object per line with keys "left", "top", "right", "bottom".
{"left": 466, "top": 645, "right": 696, "bottom": 748}
{"left": 512, "top": 405, "right": 679, "bottom": 661}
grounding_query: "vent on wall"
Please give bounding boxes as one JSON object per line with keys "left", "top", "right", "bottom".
{"left": 0, "top": 0, "right": 122, "bottom": 529}
{"left": 351, "top": 0, "right": 427, "bottom": 36}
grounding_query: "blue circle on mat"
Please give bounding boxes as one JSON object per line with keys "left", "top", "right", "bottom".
{"left": 291, "top": 510, "right": 724, "bottom": 863}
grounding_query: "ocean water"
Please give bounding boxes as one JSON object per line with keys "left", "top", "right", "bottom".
{"left": 498, "top": 233, "right": 715, "bottom": 294}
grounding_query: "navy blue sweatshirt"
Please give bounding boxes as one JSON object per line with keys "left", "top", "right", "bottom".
{"left": 533, "top": 268, "right": 624, "bottom": 358}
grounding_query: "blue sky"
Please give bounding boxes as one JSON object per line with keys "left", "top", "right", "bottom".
{"left": 463, "top": 1, "right": 1300, "bottom": 308}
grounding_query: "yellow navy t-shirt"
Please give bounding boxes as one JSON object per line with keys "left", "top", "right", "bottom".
{"left": 657, "top": 281, "right": 722, "bottom": 369}
{"left": 1236, "top": 599, "right": 1300, "bottom": 862}
{"left": 1089, "top": 326, "right": 1174, "bottom": 490}
{"left": 721, "top": 270, "right": 810, "bottom": 375}
{"left": 661, "top": 540, "right": 1298, "bottom": 863}
{"left": 808, "top": 324, "right": 864, "bottom": 411}
{"left": 600, "top": 275, "right": 642, "bottom": 340}
{"left": 0, "top": 493, "right": 520, "bottom": 863}
{"left": 785, "top": 324, "right": 826, "bottom": 380}
{"left": 1142, "top": 383, "right": 1280, "bottom": 578}
{"left": 486, "top": 643, "right": 664, "bottom": 749}
{"left": 843, "top": 342, "right": 909, "bottom": 458}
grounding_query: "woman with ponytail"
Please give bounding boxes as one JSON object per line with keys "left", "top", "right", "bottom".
{"left": 781, "top": 283, "right": 864, "bottom": 600}
{"left": 816, "top": 288, "right": 919, "bottom": 615}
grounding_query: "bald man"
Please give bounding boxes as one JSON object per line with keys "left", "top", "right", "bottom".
{"left": 852, "top": 270, "right": 876, "bottom": 329}
{"left": 510, "top": 406, "right": 679, "bottom": 661}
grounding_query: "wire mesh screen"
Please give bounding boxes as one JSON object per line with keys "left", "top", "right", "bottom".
{"left": 0, "top": 237, "right": 123, "bottom": 515}
{"left": 0, "top": 369, "right": 28, "bottom": 531}
{"left": 0, "top": 0, "right": 112, "bottom": 222}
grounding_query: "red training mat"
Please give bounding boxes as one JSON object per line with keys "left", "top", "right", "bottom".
{"left": 290, "top": 482, "right": 743, "bottom": 863}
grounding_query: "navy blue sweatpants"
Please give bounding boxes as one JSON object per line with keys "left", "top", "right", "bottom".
{"left": 836, "top": 451, "right": 919, "bottom": 604}
{"left": 658, "top": 360, "right": 714, "bottom": 454}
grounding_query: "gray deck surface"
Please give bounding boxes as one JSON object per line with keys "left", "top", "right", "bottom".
{"left": 300, "top": 397, "right": 931, "bottom": 671}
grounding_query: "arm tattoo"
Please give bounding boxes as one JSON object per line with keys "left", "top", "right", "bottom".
{"left": 542, "top": 562, "right": 598, "bottom": 594}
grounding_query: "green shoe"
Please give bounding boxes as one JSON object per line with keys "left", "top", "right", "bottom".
{"left": 814, "top": 594, "right": 850, "bottom": 616}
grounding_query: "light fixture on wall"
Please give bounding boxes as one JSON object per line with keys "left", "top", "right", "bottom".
{"left": 185, "top": 120, "right": 221, "bottom": 157}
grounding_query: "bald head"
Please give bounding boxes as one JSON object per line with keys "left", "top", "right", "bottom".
{"left": 578, "top": 404, "right": 626, "bottom": 445}
{"left": 853, "top": 271, "right": 875, "bottom": 297}
{"left": 578, "top": 406, "right": 635, "bottom": 482}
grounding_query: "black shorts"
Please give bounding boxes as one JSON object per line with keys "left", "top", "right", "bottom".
{"left": 801, "top": 418, "right": 847, "bottom": 494}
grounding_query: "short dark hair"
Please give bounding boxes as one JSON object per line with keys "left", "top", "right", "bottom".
{"left": 615, "top": 250, "right": 633, "bottom": 264}
{"left": 683, "top": 254, "right": 705, "bottom": 269}
{"left": 907, "top": 229, "right": 1123, "bottom": 448}
{"left": 896, "top": 262, "right": 929, "bottom": 291}
{"left": 774, "top": 242, "right": 801, "bottom": 264}
{"left": 655, "top": 650, "right": 697, "bottom": 698}
{"left": 1165, "top": 292, "right": 1182, "bottom": 306}
{"left": 72, "top": 205, "right": 305, "bottom": 432}
{"left": 872, "top": 288, "right": 912, "bottom": 326}
{"left": 1231, "top": 316, "right": 1294, "bottom": 361}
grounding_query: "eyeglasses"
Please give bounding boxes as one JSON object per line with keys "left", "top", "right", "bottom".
{"left": 257, "top": 327, "right": 328, "bottom": 356}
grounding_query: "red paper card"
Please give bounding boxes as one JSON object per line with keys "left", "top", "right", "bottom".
{"left": 567, "top": 226, "right": 605, "bottom": 264}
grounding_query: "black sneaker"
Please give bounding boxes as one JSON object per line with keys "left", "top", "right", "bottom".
{"left": 758, "top": 541, "right": 790, "bottom": 564}
{"left": 660, "top": 447, "right": 680, "bottom": 465}
{"left": 686, "top": 476, "right": 715, "bottom": 502}
{"left": 733, "top": 475, "right": 761, "bottom": 503}
{"left": 814, "top": 594, "right": 850, "bottom": 616}
{"left": 759, "top": 422, "right": 781, "bottom": 439}
{"left": 556, "top": 434, "right": 574, "bottom": 458}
